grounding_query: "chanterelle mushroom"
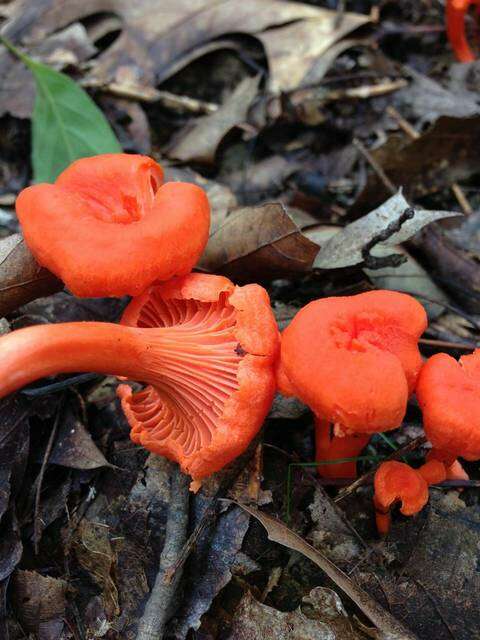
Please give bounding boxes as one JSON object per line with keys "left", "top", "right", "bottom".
{"left": 277, "top": 290, "right": 427, "bottom": 478}
{"left": 417, "top": 349, "right": 480, "bottom": 470}
{"left": 0, "top": 274, "right": 279, "bottom": 485}
{"left": 16, "top": 154, "right": 210, "bottom": 298}
{"left": 373, "top": 459, "right": 446, "bottom": 534}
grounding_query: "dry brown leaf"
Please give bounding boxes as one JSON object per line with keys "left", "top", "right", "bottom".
{"left": 234, "top": 502, "right": 418, "bottom": 640}
{"left": 354, "top": 115, "right": 480, "bottom": 213}
{"left": 0, "top": 234, "right": 62, "bottom": 317}
{"left": 1, "top": 0, "right": 370, "bottom": 117}
{"left": 227, "top": 587, "right": 365, "bottom": 640}
{"left": 11, "top": 570, "right": 67, "bottom": 637}
{"left": 199, "top": 203, "right": 319, "bottom": 282}
{"left": 168, "top": 75, "right": 261, "bottom": 164}
{"left": 73, "top": 519, "right": 119, "bottom": 618}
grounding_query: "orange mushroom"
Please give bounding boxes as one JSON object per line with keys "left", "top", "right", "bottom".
{"left": 417, "top": 349, "right": 480, "bottom": 471}
{"left": 0, "top": 273, "right": 279, "bottom": 484}
{"left": 446, "top": 0, "right": 480, "bottom": 62}
{"left": 373, "top": 459, "right": 446, "bottom": 535}
{"left": 277, "top": 291, "right": 427, "bottom": 479}
{"left": 16, "top": 154, "right": 210, "bottom": 298}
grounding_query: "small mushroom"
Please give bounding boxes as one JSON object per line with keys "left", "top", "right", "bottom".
{"left": 446, "top": 0, "right": 480, "bottom": 62}
{"left": 417, "top": 349, "right": 480, "bottom": 472}
{"left": 0, "top": 274, "right": 279, "bottom": 484}
{"left": 277, "top": 290, "right": 427, "bottom": 478}
{"left": 16, "top": 154, "right": 210, "bottom": 298}
{"left": 374, "top": 459, "right": 446, "bottom": 534}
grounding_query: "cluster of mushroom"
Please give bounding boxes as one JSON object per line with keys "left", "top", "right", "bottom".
{"left": 2, "top": 153, "right": 280, "bottom": 488}
{"left": 0, "top": 153, "right": 478, "bottom": 533}
{"left": 278, "top": 290, "right": 480, "bottom": 533}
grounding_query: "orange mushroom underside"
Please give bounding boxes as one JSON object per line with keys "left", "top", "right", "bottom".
{"left": 0, "top": 274, "right": 279, "bottom": 483}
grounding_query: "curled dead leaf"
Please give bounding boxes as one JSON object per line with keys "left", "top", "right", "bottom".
{"left": 200, "top": 203, "right": 319, "bottom": 282}
{"left": 0, "top": 234, "right": 62, "bottom": 318}
{"left": 233, "top": 502, "right": 417, "bottom": 640}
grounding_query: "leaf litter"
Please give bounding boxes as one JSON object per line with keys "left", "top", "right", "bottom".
{"left": 0, "top": 1, "right": 479, "bottom": 639}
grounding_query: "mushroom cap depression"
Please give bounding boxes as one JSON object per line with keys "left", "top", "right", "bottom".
{"left": 374, "top": 461, "right": 430, "bottom": 517}
{"left": 118, "top": 273, "right": 280, "bottom": 481}
{"left": 16, "top": 154, "right": 210, "bottom": 297}
{"left": 417, "top": 350, "right": 480, "bottom": 461}
{"left": 278, "top": 290, "right": 427, "bottom": 434}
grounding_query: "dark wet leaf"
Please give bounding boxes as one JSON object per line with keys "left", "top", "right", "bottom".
{"left": 354, "top": 116, "right": 480, "bottom": 212}
{"left": 46, "top": 406, "right": 112, "bottom": 470}
{"left": 11, "top": 570, "right": 67, "bottom": 638}
{"left": 0, "top": 510, "right": 22, "bottom": 583}
{"left": 168, "top": 75, "right": 260, "bottom": 164}
{"left": 169, "top": 505, "right": 250, "bottom": 638}
{"left": 359, "top": 493, "right": 480, "bottom": 640}
{"left": 200, "top": 203, "right": 319, "bottom": 282}
{"left": 234, "top": 502, "right": 416, "bottom": 640}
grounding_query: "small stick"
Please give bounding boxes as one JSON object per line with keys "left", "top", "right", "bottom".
{"left": 164, "top": 436, "right": 261, "bottom": 584}
{"left": 353, "top": 137, "right": 397, "bottom": 195}
{"left": 34, "top": 396, "right": 64, "bottom": 553}
{"left": 419, "top": 337, "right": 476, "bottom": 350}
{"left": 334, "top": 435, "right": 427, "bottom": 503}
{"left": 386, "top": 105, "right": 473, "bottom": 215}
{"left": 136, "top": 465, "right": 190, "bottom": 640}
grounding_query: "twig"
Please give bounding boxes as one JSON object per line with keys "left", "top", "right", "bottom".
{"left": 334, "top": 436, "right": 427, "bottom": 503}
{"left": 164, "top": 436, "right": 261, "bottom": 584}
{"left": 419, "top": 337, "right": 476, "bottom": 350}
{"left": 353, "top": 137, "right": 396, "bottom": 195}
{"left": 34, "top": 395, "right": 64, "bottom": 553}
{"left": 361, "top": 206, "right": 415, "bottom": 269}
{"left": 386, "top": 105, "right": 472, "bottom": 215}
{"left": 136, "top": 465, "right": 190, "bottom": 640}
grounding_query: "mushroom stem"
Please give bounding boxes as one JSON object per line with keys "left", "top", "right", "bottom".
{"left": 446, "top": 0, "right": 479, "bottom": 62}
{"left": 315, "top": 417, "right": 370, "bottom": 479}
{"left": 0, "top": 322, "right": 143, "bottom": 398}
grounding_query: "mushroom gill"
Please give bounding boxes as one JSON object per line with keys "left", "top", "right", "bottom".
{"left": 121, "top": 293, "right": 243, "bottom": 457}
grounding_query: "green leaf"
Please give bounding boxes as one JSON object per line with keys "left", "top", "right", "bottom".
{"left": 0, "top": 35, "right": 121, "bottom": 183}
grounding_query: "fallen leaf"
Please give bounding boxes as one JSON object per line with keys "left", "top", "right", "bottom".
{"left": 0, "top": 234, "right": 62, "bottom": 318}
{"left": 234, "top": 502, "right": 417, "bottom": 640}
{"left": 358, "top": 492, "right": 480, "bottom": 640}
{"left": 46, "top": 406, "right": 112, "bottom": 470}
{"left": 0, "top": 1, "right": 369, "bottom": 117}
{"left": 354, "top": 115, "right": 480, "bottom": 212}
{"left": 227, "top": 587, "right": 364, "bottom": 640}
{"left": 168, "top": 75, "right": 260, "bottom": 164}
{"left": 414, "top": 224, "right": 480, "bottom": 314}
{"left": 395, "top": 66, "right": 480, "bottom": 124}
{"left": 200, "top": 203, "right": 319, "bottom": 281}
{"left": 73, "top": 519, "right": 119, "bottom": 617}
{"left": 11, "top": 570, "right": 67, "bottom": 638}
{"left": 169, "top": 506, "right": 251, "bottom": 638}
{"left": 313, "top": 191, "right": 460, "bottom": 269}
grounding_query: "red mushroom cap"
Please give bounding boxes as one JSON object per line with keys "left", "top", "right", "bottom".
{"left": 16, "top": 154, "right": 210, "bottom": 297}
{"left": 278, "top": 290, "right": 427, "bottom": 434}
{"left": 417, "top": 349, "right": 480, "bottom": 461}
